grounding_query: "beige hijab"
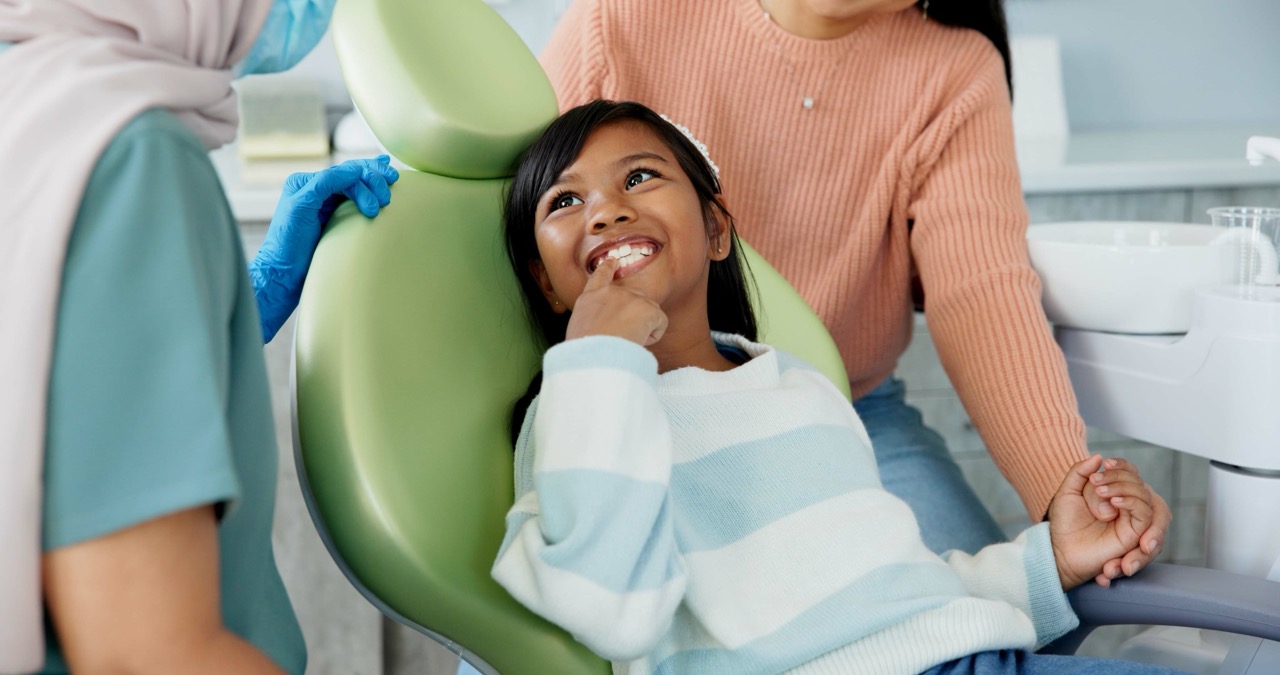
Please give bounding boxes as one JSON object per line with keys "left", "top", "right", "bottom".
{"left": 0, "top": 0, "right": 273, "bottom": 668}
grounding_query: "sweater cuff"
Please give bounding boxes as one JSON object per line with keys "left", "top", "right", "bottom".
{"left": 1022, "top": 523, "right": 1079, "bottom": 648}
{"left": 1001, "top": 424, "right": 1090, "bottom": 522}
{"left": 544, "top": 335, "right": 658, "bottom": 383}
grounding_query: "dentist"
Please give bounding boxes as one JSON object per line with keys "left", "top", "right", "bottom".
{"left": 0, "top": 1, "right": 394, "bottom": 672}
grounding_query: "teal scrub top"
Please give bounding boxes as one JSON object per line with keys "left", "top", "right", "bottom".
{"left": 41, "top": 108, "right": 306, "bottom": 674}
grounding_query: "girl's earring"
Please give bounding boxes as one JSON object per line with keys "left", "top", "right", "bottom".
{"left": 922, "top": 0, "right": 929, "bottom": 21}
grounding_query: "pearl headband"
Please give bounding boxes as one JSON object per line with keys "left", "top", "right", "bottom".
{"left": 659, "top": 114, "right": 720, "bottom": 178}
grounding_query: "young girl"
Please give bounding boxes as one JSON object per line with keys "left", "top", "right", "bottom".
{"left": 491, "top": 100, "right": 1180, "bottom": 675}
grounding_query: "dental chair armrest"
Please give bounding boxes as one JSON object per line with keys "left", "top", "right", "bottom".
{"left": 1041, "top": 563, "right": 1280, "bottom": 655}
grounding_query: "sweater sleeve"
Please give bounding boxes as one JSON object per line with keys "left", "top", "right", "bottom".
{"left": 907, "top": 46, "right": 1088, "bottom": 520}
{"left": 940, "top": 523, "right": 1079, "bottom": 649}
{"left": 491, "top": 336, "right": 686, "bottom": 661}
{"left": 539, "top": 0, "right": 608, "bottom": 111}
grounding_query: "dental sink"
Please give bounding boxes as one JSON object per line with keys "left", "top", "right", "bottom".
{"left": 1027, "top": 221, "right": 1229, "bottom": 334}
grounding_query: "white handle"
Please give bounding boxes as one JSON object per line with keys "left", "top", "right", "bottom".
{"left": 1246, "top": 136, "right": 1280, "bottom": 166}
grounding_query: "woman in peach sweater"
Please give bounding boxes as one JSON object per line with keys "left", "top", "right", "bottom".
{"left": 537, "top": 0, "right": 1170, "bottom": 568}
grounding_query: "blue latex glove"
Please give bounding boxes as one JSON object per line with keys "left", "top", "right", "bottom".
{"left": 250, "top": 155, "right": 399, "bottom": 343}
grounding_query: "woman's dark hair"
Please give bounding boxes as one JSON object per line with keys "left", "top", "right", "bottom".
{"left": 916, "top": 0, "right": 1013, "bottom": 97}
{"left": 503, "top": 99, "right": 759, "bottom": 441}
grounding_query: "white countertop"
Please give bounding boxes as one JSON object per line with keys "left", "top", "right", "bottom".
{"left": 1017, "top": 127, "right": 1280, "bottom": 194}
{"left": 214, "top": 126, "right": 1280, "bottom": 222}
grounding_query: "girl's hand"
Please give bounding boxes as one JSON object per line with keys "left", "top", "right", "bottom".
{"left": 564, "top": 258, "right": 668, "bottom": 346}
{"left": 1048, "top": 455, "right": 1154, "bottom": 590}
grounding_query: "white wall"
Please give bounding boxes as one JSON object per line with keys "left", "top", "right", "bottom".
{"left": 1006, "top": 0, "right": 1280, "bottom": 131}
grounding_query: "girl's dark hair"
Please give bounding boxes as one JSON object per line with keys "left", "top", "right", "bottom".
{"left": 916, "top": 0, "right": 1013, "bottom": 97}
{"left": 504, "top": 99, "right": 759, "bottom": 441}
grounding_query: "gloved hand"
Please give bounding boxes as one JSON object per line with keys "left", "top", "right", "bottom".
{"left": 249, "top": 155, "right": 400, "bottom": 343}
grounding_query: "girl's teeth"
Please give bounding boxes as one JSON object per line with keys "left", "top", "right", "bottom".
{"left": 598, "top": 243, "right": 655, "bottom": 270}
{"left": 618, "top": 250, "right": 647, "bottom": 267}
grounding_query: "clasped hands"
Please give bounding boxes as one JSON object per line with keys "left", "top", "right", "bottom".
{"left": 1049, "top": 454, "right": 1171, "bottom": 590}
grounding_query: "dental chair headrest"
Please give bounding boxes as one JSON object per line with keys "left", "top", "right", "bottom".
{"left": 332, "top": 0, "right": 558, "bottom": 179}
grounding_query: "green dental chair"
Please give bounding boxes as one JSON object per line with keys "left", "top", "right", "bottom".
{"left": 293, "top": 1, "right": 1280, "bottom": 673}
{"left": 291, "top": 2, "right": 847, "bottom": 673}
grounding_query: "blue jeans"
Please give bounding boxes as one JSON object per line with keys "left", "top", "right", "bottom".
{"left": 855, "top": 376, "right": 1005, "bottom": 555}
{"left": 921, "top": 649, "right": 1189, "bottom": 674}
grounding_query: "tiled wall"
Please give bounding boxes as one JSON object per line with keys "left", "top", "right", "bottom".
{"left": 243, "top": 183, "right": 1280, "bottom": 673}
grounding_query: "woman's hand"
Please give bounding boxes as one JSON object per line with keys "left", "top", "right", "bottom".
{"left": 564, "top": 257, "right": 668, "bottom": 346}
{"left": 249, "top": 156, "right": 399, "bottom": 343}
{"left": 1048, "top": 455, "right": 1154, "bottom": 590}
{"left": 1085, "top": 457, "right": 1171, "bottom": 584}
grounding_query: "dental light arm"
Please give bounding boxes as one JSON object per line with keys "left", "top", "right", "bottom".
{"left": 1042, "top": 563, "right": 1280, "bottom": 655}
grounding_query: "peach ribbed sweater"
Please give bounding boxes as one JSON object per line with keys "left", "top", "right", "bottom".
{"left": 540, "top": 0, "right": 1088, "bottom": 518}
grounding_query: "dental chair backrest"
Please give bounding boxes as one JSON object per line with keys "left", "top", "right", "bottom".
{"left": 292, "top": 1, "right": 851, "bottom": 673}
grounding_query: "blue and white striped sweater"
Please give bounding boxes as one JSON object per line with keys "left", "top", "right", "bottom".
{"left": 492, "top": 334, "right": 1077, "bottom": 675}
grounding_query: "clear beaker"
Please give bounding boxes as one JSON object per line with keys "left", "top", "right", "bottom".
{"left": 1207, "top": 206, "right": 1280, "bottom": 297}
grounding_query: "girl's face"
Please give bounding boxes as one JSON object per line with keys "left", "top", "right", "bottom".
{"left": 529, "top": 121, "right": 729, "bottom": 316}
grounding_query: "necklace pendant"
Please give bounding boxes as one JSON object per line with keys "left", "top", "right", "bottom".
{"left": 802, "top": 96, "right": 814, "bottom": 110}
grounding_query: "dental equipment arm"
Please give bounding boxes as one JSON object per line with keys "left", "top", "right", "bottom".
{"left": 1041, "top": 563, "right": 1280, "bottom": 655}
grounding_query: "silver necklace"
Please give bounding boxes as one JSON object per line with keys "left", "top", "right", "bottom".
{"left": 759, "top": 1, "right": 861, "bottom": 111}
